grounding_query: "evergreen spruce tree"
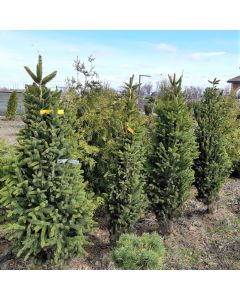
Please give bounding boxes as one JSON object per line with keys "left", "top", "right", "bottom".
{"left": 0, "top": 139, "right": 15, "bottom": 224}
{"left": 194, "top": 78, "right": 231, "bottom": 211}
{"left": 105, "top": 75, "right": 148, "bottom": 240}
{"left": 5, "top": 90, "right": 18, "bottom": 120}
{"left": 0, "top": 56, "right": 96, "bottom": 267}
{"left": 147, "top": 74, "right": 198, "bottom": 234}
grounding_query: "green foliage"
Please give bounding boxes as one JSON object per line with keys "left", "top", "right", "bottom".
{"left": 147, "top": 74, "right": 198, "bottom": 230}
{"left": 222, "top": 95, "right": 240, "bottom": 176}
{"left": 179, "top": 247, "right": 201, "bottom": 267}
{"left": 194, "top": 80, "right": 231, "bottom": 208}
{"left": 5, "top": 90, "right": 19, "bottom": 120}
{"left": 0, "top": 139, "right": 16, "bottom": 223}
{"left": 24, "top": 55, "right": 57, "bottom": 85}
{"left": 64, "top": 71, "right": 148, "bottom": 238}
{"left": 66, "top": 55, "right": 102, "bottom": 97}
{"left": 0, "top": 139, "right": 11, "bottom": 183}
{"left": 62, "top": 85, "right": 120, "bottom": 193}
{"left": 144, "top": 94, "right": 157, "bottom": 116}
{"left": 0, "top": 56, "right": 96, "bottom": 267}
{"left": 105, "top": 75, "right": 148, "bottom": 238}
{"left": 112, "top": 233, "right": 165, "bottom": 270}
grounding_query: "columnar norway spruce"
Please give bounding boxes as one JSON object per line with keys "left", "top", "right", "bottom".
{"left": 147, "top": 74, "right": 198, "bottom": 234}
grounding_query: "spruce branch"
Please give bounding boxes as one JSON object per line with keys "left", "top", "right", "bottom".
{"left": 24, "top": 55, "right": 57, "bottom": 86}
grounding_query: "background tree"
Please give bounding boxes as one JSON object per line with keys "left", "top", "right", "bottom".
{"left": 139, "top": 82, "right": 153, "bottom": 97}
{"left": 147, "top": 74, "right": 198, "bottom": 234}
{"left": 66, "top": 55, "right": 102, "bottom": 97}
{"left": 5, "top": 90, "right": 19, "bottom": 120}
{"left": 63, "top": 56, "right": 119, "bottom": 193}
{"left": 155, "top": 78, "right": 171, "bottom": 98}
{"left": 143, "top": 78, "right": 171, "bottom": 116}
{"left": 63, "top": 81, "right": 120, "bottom": 194}
{"left": 194, "top": 78, "right": 231, "bottom": 212}
{"left": 0, "top": 55, "right": 96, "bottom": 267}
{"left": 183, "top": 86, "right": 204, "bottom": 101}
{"left": 144, "top": 93, "right": 158, "bottom": 116}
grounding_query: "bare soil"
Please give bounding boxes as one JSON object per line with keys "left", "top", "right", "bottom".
{"left": 1, "top": 177, "right": 240, "bottom": 270}
{"left": 0, "top": 118, "right": 240, "bottom": 270}
{"left": 0, "top": 116, "right": 24, "bottom": 144}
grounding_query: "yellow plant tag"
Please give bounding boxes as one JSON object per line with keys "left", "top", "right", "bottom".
{"left": 57, "top": 109, "right": 64, "bottom": 115}
{"left": 40, "top": 109, "right": 64, "bottom": 115}
{"left": 127, "top": 126, "right": 134, "bottom": 134}
{"left": 40, "top": 109, "right": 51, "bottom": 115}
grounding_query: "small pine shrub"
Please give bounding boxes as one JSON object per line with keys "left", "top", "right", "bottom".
{"left": 5, "top": 90, "right": 18, "bottom": 120}
{"left": 112, "top": 233, "right": 165, "bottom": 270}
{"left": 194, "top": 79, "right": 231, "bottom": 211}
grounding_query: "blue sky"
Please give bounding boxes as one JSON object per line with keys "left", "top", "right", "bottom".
{"left": 0, "top": 30, "right": 239, "bottom": 89}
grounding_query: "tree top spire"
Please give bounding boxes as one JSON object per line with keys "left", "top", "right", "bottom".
{"left": 24, "top": 55, "right": 57, "bottom": 86}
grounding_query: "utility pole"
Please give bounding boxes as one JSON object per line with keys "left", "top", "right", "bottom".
{"left": 138, "top": 74, "right": 151, "bottom": 111}
{"left": 138, "top": 74, "right": 151, "bottom": 96}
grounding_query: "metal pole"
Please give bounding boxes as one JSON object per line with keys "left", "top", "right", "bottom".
{"left": 137, "top": 74, "right": 151, "bottom": 111}
{"left": 138, "top": 74, "right": 151, "bottom": 96}
{"left": 138, "top": 75, "right": 141, "bottom": 96}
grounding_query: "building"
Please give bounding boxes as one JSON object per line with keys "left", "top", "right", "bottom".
{"left": 227, "top": 75, "right": 240, "bottom": 98}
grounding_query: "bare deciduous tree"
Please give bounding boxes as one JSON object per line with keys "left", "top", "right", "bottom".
{"left": 139, "top": 82, "right": 153, "bottom": 96}
{"left": 183, "top": 86, "right": 204, "bottom": 100}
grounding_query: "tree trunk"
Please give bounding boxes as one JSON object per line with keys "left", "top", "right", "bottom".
{"left": 158, "top": 219, "right": 172, "bottom": 236}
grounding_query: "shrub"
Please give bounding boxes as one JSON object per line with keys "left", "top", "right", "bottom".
{"left": 194, "top": 79, "right": 231, "bottom": 211}
{"left": 63, "top": 61, "right": 120, "bottom": 195}
{"left": 147, "top": 74, "right": 198, "bottom": 234}
{"left": 0, "top": 56, "right": 96, "bottom": 267}
{"left": 144, "top": 94, "right": 157, "bottom": 116}
{"left": 5, "top": 90, "right": 18, "bottom": 120}
{"left": 112, "top": 232, "right": 165, "bottom": 270}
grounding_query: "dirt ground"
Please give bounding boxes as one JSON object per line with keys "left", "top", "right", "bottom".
{"left": 1, "top": 178, "right": 240, "bottom": 270}
{"left": 0, "top": 116, "right": 24, "bottom": 144}
{"left": 0, "top": 117, "right": 240, "bottom": 270}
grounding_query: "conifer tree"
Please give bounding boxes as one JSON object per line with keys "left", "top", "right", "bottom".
{"left": 105, "top": 75, "right": 148, "bottom": 240}
{"left": 5, "top": 90, "right": 18, "bottom": 120}
{"left": 0, "top": 56, "right": 96, "bottom": 267}
{"left": 147, "top": 74, "right": 198, "bottom": 234}
{"left": 194, "top": 78, "right": 231, "bottom": 211}
{"left": 0, "top": 139, "right": 15, "bottom": 224}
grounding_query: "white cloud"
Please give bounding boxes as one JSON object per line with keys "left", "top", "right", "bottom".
{"left": 156, "top": 43, "right": 177, "bottom": 52}
{"left": 190, "top": 51, "right": 227, "bottom": 61}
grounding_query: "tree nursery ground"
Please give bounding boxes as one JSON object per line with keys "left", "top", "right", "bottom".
{"left": 0, "top": 118, "right": 240, "bottom": 270}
